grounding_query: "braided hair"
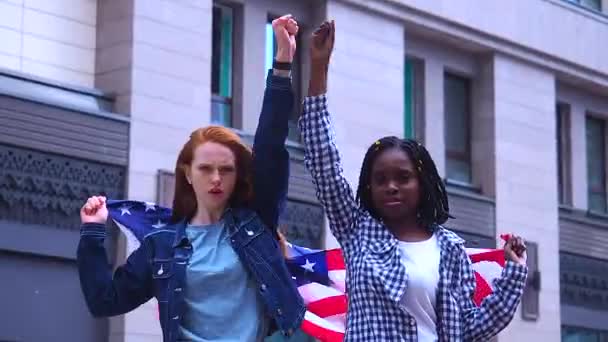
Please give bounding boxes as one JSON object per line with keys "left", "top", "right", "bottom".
{"left": 355, "top": 136, "right": 451, "bottom": 227}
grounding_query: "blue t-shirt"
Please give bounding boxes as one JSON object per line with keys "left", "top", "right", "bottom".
{"left": 178, "top": 221, "right": 267, "bottom": 341}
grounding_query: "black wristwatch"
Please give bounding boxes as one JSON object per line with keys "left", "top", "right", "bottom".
{"left": 273, "top": 60, "right": 292, "bottom": 71}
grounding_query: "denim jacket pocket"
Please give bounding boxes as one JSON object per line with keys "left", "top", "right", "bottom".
{"left": 152, "top": 259, "right": 173, "bottom": 279}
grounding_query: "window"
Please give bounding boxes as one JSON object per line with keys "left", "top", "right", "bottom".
{"left": 565, "top": 0, "right": 602, "bottom": 11}
{"left": 265, "top": 18, "right": 302, "bottom": 141}
{"left": 586, "top": 116, "right": 607, "bottom": 213}
{"left": 557, "top": 103, "right": 572, "bottom": 205}
{"left": 444, "top": 73, "right": 472, "bottom": 184}
{"left": 404, "top": 57, "right": 424, "bottom": 141}
{"left": 562, "top": 326, "right": 608, "bottom": 342}
{"left": 211, "top": 4, "right": 234, "bottom": 127}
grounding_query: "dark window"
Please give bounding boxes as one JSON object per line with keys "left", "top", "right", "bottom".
{"left": 211, "top": 3, "right": 234, "bottom": 127}
{"left": 445, "top": 73, "right": 472, "bottom": 184}
{"left": 562, "top": 326, "right": 608, "bottom": 342}
{"left": 557, "top": 103, "right": 572, "bottom": 205}
{"left": 404, "top": 57, "right": 424, "bottom": 141}
{"left": 586, "top": 116, "right": 607, "bottom": 213}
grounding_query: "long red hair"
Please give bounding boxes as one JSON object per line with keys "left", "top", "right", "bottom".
{"left": 170, "top": 126, "right": 253, "bottom": 223}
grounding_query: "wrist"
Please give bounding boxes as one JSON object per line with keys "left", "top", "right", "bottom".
{"left": 275, "top": 49, "right": 292, "bottom": 63}
{"left": 272, "top": 69, "right": 291, "bottom": 78}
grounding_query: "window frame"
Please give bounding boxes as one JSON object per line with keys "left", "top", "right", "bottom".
{"left": 586, "top": 114, "right": 608, "bottom": 214}
{"left": 444, "top": 72, "right": 473, "bottom": 184}
{"left": 404, "top": 56, "right": 425, "bottom": 142}
{"left": 557, "top": 103, "right": 573, "bottom": 206}
{"left": 211, "top": 2, "right": 235, "bottom": 127}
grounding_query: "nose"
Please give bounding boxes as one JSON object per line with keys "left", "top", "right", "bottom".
{"left": 210, "top": 170, "right": 221, "bottom": 185}
{"left": 386, "top": 181, "right": 398, "bottom": 194}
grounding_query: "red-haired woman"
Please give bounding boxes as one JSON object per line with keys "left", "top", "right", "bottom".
{"left": 77, "top": 16, "right": 305, "bottom": 342}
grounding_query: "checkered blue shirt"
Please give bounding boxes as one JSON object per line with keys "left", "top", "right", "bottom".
{"left": 298, "top": 95, "right": 528, "bottom": 341}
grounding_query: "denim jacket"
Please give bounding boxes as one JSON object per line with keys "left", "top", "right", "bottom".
{"left": 77, "top": 71, "right": 306, "bottom": 342}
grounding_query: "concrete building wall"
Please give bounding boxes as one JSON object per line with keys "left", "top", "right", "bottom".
{"left": 0, "top": 0, "right": 97, "bottom": 86}
{"left": 493, "top": 55, "right": 561, "bottom": 341}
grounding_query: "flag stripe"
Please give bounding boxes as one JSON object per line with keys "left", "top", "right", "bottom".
{"left": 306, "top": 295, "right": 348, "bottom": 318}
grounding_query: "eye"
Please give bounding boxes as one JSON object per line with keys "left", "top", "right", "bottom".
{"left": 198, "top": 165, "right": 212, "bottom": 172}
{"left": 219, "top": 166, "right": 235, "bottom": 174}
{"left": 398, "top": 172, "right": 412, "bottom": 182}
{"left": 372, "top": 173, "right": 387, "bottom": 185}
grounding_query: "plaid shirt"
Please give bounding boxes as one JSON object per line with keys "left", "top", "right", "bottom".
{"left": 298, "top": 95, "right": 528, "bottom": 341}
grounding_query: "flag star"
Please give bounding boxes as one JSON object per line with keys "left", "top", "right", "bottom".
{"left": 152, "top": 220, "right": 166, "bottom": 229}
{"left": 119, "top": 206, "right": 131, "bottom": 216}
{"left": 300, "top": 259, "right": 316, "bottom": 272}
{"left": 144, "top": 202, "right": 156, "bottom": 212}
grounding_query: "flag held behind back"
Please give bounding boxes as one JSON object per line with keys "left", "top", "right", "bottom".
{"left": 106, "top": 200, "right": 506, "bottom": 342}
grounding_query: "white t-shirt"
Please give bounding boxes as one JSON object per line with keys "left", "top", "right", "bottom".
{"left": 398, "top": 233, "right": 441, "bottom": 342}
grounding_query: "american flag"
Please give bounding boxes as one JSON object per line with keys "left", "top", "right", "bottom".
{"left": 107, "top": 200, "right": 506, "bottom": 342}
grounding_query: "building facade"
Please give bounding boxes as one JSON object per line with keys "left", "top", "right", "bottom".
{"left": 0, "top": 0, "right": 607, "bottom": 341}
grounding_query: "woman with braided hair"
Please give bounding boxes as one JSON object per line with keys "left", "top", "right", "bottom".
{"left": 296, "top": 20, "right": 529, "bottom": 341}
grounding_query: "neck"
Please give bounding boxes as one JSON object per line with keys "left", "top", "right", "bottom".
{"left": 386, "top": 216, "right": 430, "bottom": 242}
{"left": 189, "top": 201, "right": 226, "bottom": 226}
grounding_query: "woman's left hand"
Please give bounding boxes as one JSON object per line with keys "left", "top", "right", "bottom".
{"left": 504, "top": 234, "right": 527, "bottom": 266}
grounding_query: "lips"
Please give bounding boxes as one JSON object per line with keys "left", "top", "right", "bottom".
{"left": 209, "top": 188, "right": 223, "bottom": 195}
{"left": 382, "top": 198, "right": 404, "bottom": 207}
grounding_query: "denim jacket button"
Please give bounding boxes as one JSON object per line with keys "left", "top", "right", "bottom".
{"left": 277, "top": 308, "right": 283, "bottom": 316}
{"left": 260, "top": 284, "right": 267, "bottom": 291}
{"left": 173, "top": 315, "right": 179, "bottom": 320}
{"left": 174, "top": 287, "right": 182, "bottom": 292}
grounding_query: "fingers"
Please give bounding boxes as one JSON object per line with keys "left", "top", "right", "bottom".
{"left": 506, "top": 234, "right": 527, "bottom": 257}
{"left": 82, "top": 195, "right": 106, "bottom": 215}
{"left": 273, "top": 14, "right": 299, "bottom": 35}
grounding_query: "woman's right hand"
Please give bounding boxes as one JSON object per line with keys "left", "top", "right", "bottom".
{"left": 80, "top": 195, "right": 108, "bottom": 224}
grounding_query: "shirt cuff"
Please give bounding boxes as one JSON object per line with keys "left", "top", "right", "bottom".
{"left": 266, "top": 69, "right": 291, "bottom": 91}
{"left": 503, "top": 260, "right": 528, "bottom": 284}
{"left": 80, "top": 222, "right": 107, "bottom": 237}
{"left": 302, "top": 94, "right": 328, "bottom": 116}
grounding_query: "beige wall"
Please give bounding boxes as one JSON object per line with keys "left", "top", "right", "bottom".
{"left": 392, "top": 0, "right": 608, "bottom": 75}
{"left": 323, "top": 0, "right": 405, "bottom": 248}
{"left": 493, "top": 54, "right": 561, "bottom": 341}
{"left": 0, "top": 0, "right": 97, "bottom": 87}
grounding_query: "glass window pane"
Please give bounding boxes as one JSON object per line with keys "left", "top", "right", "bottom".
{"left": 219, "top": 6, "right": 233, "bottom": 98}
{"left": 211, "top": 6, "right": 222, "bottom": 95}
{"left": 211, "top": 4, "right": 233, "bottom": 127}
{"left": 444, "top": 73, "right": 471, "bottom": 183}
{"left": 211, "top": 96, "right": 231, "bottom": 126}
{"left": 265, "top": 22, "right": 275, "bottom": 75}
{"left": 558, "top": 105, "right": 564, "bottom": 203}
{"left": 446, "top": 158, "right": 472, "bottom": 184}
{"left": 404, "top": 59, "right": 415, "bottom": 139}
{"left": 586, "top": 117, "right": 607, "bottom": 213}
{"left": 581, "top": 0, "right": 601, "bottom": 11}
{"left": 445, "top": 75, "right": 470, "bottom": 153}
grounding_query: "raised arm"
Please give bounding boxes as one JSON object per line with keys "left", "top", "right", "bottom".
{"left": 299, "top": 21, "right": 358, "bottom": 245}
{"left": 77, "top": 196, "right": 153, "bottom": 317}
{"left": 252, "top": 15, "right": 298, "bottom": 233}
{"left": 459, "top": 236, "right": 529, "bottom": 341}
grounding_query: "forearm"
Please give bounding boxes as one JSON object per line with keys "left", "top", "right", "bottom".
{"left": 252, "top": 70, "right": 293, "bottom": 230}
{"left": 308, "top": 64, "right": 328, "bottom": 96}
